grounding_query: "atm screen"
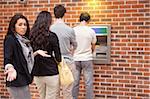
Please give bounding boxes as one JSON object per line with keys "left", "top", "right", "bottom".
{"left": 91, "top": 26, "right": 108, "bottom": 35}
{"left": 90, "top": 25, "right": 111, "bottom": 64}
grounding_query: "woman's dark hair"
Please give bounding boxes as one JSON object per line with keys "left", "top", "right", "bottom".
{"left": 79, "top": 12, "right": 91, "bottom": 22}
{"left": 54, "top": 4, "right": 66, "bottom": 18}
{"left": 6, "top": 13, "right": 30, "bottom": 38}
{"left": 30, "top": 11, "right": 52, "bottom": 50}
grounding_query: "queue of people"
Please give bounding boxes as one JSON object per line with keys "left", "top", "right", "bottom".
{"left": 4, "top": 4, "right": 96, "bottom": 99}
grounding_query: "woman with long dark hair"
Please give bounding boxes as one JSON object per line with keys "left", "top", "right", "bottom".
{"left": 30, "top": 11, "right": 61, "bottom": 99}
{"left": 4, "top": 14, "right": 49, "bottom": 99}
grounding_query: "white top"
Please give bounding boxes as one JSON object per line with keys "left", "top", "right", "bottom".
{"left": 73, "top": 25, "right": 97, "bottom": 61}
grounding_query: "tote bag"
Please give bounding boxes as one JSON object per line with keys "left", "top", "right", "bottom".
{"left": 58, "top": 57, "right": 74, "bottom": 86}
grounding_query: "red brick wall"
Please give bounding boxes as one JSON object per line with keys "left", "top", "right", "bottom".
{"left": 0, "top": 0, "right": 150, "bottom": 99}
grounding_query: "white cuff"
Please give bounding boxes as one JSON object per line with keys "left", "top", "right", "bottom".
{"left": 5, "top": 64, "right": 14, "bottom": 70}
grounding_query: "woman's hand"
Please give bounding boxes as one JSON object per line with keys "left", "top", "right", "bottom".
{"left": 34, "top": 50, "right": 51, "bottom": 57}
{"left": 5, "top": 67, "right": 17, "bottom": 82}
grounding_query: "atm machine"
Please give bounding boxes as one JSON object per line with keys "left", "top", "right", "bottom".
{"left": 90, "top": 25, "right": 111, "bottom": 64}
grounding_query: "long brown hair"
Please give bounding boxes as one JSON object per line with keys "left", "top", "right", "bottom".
{"left": 30, "top": 11, "right": 52, "bottom": 50}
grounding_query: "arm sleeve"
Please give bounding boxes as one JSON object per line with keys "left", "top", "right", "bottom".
{"left": 51, "top": 34, "right": 61, "bottom": 62}
{"left": 91, "top": 30, "right": 97, "bottom": 53}
{"left": 4, "top": 36, "right": 14, "bottom": 67}
{"left": 70, "top": 29, "right": 77, "bottom": 50}
{"left": 91, "top": 30, "right": 97, "bottom": 44}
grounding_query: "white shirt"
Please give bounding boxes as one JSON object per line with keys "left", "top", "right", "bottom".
{"left": 73, "top": 25, "right": 97, "bottom": 61}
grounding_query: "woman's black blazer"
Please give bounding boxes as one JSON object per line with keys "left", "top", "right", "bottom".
{"left": 4, "top": 34, "right": 33, "bottom": 87}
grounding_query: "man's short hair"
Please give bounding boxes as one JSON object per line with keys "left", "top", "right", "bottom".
{"left": 54, "top": 4, "right": 66, "bottom": 18}
{"left": 79, "top": 12, "right": 91, "bottom": 22}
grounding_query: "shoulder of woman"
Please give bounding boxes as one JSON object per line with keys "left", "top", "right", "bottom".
{"left": 4, "top": 35, "right": 16, "bottom": 47}
{"left": 5, "top": 35, "right": 16, "bottom": 41}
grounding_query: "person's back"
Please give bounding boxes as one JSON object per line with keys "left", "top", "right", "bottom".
{"left": 72, "top": 12, "right": 97, "bottom": 99}
{"left": 50, "top": 5, "right": 77, "bottom": 57}
{"left": 50, "top": 4, "right": 77, "bottom": 99}
{"left": 73, "top": 25, "right": 96, "bottom": 61}
{"left": 30, "top": 11, "right": 61, "bottom": 99}
{"left": 51, "top": 20, "right": 76, "bottom": 57}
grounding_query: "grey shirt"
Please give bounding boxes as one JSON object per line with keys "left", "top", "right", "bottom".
{"left": 50, "top": 20, "right": 77, "bottom": 57}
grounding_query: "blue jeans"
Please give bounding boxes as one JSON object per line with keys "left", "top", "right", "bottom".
{"left": 72, "top": 60, "right": 94, "bottom": 99}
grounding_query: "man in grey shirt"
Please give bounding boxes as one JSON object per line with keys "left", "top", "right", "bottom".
{"left": 50, "top": 4, "right": 77, "bottom": 99}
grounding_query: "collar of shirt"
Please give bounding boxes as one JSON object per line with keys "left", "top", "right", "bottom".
{"left": 55, "top": 18, "right": 64, "bottom": 24}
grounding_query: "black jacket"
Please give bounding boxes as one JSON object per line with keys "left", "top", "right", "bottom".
{"left": 32, "top": 31, "right": 61, "bottom": 76}
{"left": 4, "top": 34, "right": 33, "bottom": 87}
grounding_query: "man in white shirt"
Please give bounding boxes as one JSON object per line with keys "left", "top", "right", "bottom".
{"left": 73, "top": 12, "right": 97, "bottom": 99}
